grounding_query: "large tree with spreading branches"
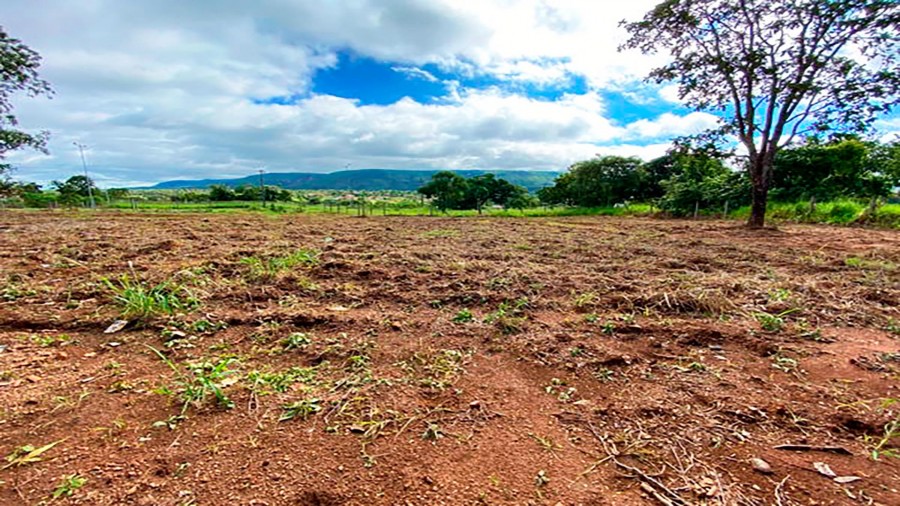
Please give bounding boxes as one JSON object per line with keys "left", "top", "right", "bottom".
{"left": 1, "top": 27, "right": 52, "bottom": 195}
{"left": 621, "top": 0, "right": 900, "bottom": 228}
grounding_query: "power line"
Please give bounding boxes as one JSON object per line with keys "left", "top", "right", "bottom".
{"left": 73, "top": 142, "right": 95, "bottom": 209}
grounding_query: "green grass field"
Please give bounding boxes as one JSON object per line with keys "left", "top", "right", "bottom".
{"left": 8, "top": 197, "right": 900, "bottom": 228}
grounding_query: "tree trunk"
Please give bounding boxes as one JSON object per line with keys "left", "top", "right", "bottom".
{"left": 747, "top": 154, "right": 772, "bottom": 229}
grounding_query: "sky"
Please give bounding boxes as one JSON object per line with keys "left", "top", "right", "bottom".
{"left": 2, "top": 0, "right": 898, "bottom": 188}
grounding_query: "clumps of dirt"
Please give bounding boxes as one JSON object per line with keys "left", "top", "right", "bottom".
{"left": 1, "top": 213, "right": 899, "bottom": 505}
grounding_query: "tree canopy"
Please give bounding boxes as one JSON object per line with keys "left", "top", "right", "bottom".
{"left": 621, "top": 0, "right": 900, "bottom": 227}
{"left": 1, "top": 27, "right": 52, "bottom": 185}
{"left": 417, "top": 171, "right": 530, "bottom": 213}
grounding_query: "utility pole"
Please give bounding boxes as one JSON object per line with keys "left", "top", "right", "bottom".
{"left": 258, "top": 168, "right": 265, "bottom": 208}
{"left": 73, "top": 142, "right": 95, "bottom": 209}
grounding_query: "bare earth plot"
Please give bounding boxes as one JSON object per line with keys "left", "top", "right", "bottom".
{"left": 0, "top": 212, "right": 898, "bottom": 505}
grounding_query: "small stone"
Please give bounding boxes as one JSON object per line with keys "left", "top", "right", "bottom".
{"left": 57, "top": 351, "right": 68, "bottom": 360}
{"left": 104, "top": 319, "right": 129, "bottom": 334}
{"left": 469, "top": 400, "right": 481, "bottom": 410}
{"left": 750, "top": 458, "right": 773, "bottom": 474}
{"left": 25, "top": 375, "right": 40, "bottom": 383}
{"left": 834, "top": 476, "right": 861, "bottom": 484}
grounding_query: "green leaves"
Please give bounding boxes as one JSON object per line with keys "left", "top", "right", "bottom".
{"left": 103, "top": 274, "right": 199, "bottom": 320}
{"left": 2, "top": 439, "right": 64, "bottom": 469}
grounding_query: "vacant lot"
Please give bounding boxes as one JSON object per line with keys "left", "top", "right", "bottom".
{"left": 0, "top": 212, "right": 898, "bottom": 505}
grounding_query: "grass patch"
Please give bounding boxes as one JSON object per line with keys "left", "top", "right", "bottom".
{"left": 240, "top": 249, "right": 319, "bottom": 279}
{"left": 103, "top": 274, "right": 198, "bottom": 320}
{"left": 150, "top": 347, "right": 238, "bottom": 417}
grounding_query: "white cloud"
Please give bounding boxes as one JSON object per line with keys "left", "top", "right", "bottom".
{"left": 392, "top": 66, "right": 440, "bottom": 83}
{"left": 2, "top": 0, "right": 723, "bottom": 186}
{"left": 625, "top": 112, "right": 721, "bottom": 140}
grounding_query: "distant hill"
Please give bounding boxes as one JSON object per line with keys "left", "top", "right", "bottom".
{"left": 144, "top": 169, "right": 559, "bottom": 193}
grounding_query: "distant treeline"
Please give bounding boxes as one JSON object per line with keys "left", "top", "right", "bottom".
{"left": 3, "top": 136, "right": 897, "bottom": 224}
{"left": 536, "top": 136, "right": 899, "bottom": 216}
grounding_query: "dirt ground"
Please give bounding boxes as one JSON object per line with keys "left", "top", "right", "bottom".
{"left": 0, "top": 212, "right": 898, "bottom": 506}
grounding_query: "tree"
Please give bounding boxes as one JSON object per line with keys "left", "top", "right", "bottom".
{"left": 52, "top": 175, "right": 98, "bottom": 207}
{"left": 209, "top": 184, "right": 236, "bottom": 201}
{"left": 1, "top": 27, "right": 53, "bottom": 184}
{"left": 107, "top": 188, "right": 130, "bottom": 200}
{"left": 771, "top": 136, "right": 869, "bottom": 202}
{"left": 658, "top": 149, "right": 749, "bottom": 215}
{"left": 540, "top": 156, "right": 643, "bottom": 207}
{"left": 418, "top": 171, "right": 468, "bottom": 212}
{"left": 621, "top": 0, "right": 900, "bottom": 228}
{"left": 635, "top": 154, "right": 680, "bottom": 201}
{"left": 537, "top": 172, "right": 576, "bottom": 206}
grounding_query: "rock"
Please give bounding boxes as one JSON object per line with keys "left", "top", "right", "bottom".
{"left": 104, "top": 319, "right": 129, "bottom": 334}
{"left": 750, "top": 458, "right": 773, "bottom": 474}
{"left": 833, "top": 476, "right": 861, "bottom": 484}
{"left": 25, "top": 375, "right": 40, "bottom": 383}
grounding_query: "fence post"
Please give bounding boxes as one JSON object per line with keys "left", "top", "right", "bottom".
{"left": 723, "top": 201, "right": 729, "bottom": 219}
{"left": 693, "top": 201, "right": 700, "bottom": 219}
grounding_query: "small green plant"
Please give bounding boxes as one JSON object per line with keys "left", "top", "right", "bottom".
{"left": 600, "top": 321, "right": 616, "bottom": 335}
{"left": 573, "top": 291, "right": 598, "bottom": 310}
{"left": 768, "top": 288, "right": 792, "bottom": 302}
{"left": 1, "top": 283, "right": 36, "bottom": 301}
{"left": 52, "top": 474, "right": 87, "bottom": 499}
{"left": 545, "top": 378, "right": 576, "bottom": 402}
{"left": 2, "top": 440, "right": 63, "bottom": 469}
{"left": 280, "top": 398, "right": 322, "bottom": 421}
{"left": 593, "top": 368, "right": 615, "bottom": 382}
{"left": 886, "top": 319, "right": 900, "bottom": 336}
{"left": 104, "top": 275, "right": 198, "bottom": 320}
{"left": 29, "top": 334, "right": 72, "bottom": 347}
{"left": 246, "top": 366, "right": 317, "bottom": 395}
{"left": 422, "top": 423, "right": 444, "bottom": 441}
{"left": 484, "top": 298, "right": 529, "bottom": 334}
{"left": 452, "top": 309, "right": 474, "bottom": 323}
{"left": 862, "top": 398, "right": 900, "bottom": 460}
{"left": 771, "top": 353, "right": 799, "bottom": 373}
{"left": 282, "top": 332, "right": 312, "bottom": 351}
{"left": 528, "top": 433, "right": 558, "bottom": 452}
{"left": 150, "top": 347, "right": 237, "bottom": 415}
{"left": 190, "top": 319, "right": 226, "bottom": 334}
{"left": 754, "top": 308, "right": 799, "bottom": 332}
{"left": 241, "top": 249, "right": 319, "bottom": 279}
{"left": 674, "top": 361, "right": 708, "bottom": 373}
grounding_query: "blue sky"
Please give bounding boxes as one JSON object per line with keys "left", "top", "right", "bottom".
{"left": 1, "top": 0, "right": 897, "bottom": 187}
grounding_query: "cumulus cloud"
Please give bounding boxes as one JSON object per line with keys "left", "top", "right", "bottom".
{"left": 2, "top": 0, "right": 721, "bottom": 186}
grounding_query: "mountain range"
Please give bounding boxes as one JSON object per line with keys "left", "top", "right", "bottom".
{"left": 144, "top": 169, "right": 560, "bottom": 193}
